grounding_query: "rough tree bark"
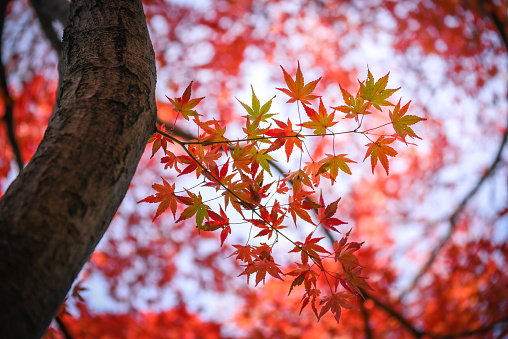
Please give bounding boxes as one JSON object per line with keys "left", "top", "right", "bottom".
{"left": 0, "top": 0, "right": 156, "bottom": 338}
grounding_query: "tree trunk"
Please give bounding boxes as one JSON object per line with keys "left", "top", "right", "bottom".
{"left": 0, "top": 0, "right": 156, "bottom": 337}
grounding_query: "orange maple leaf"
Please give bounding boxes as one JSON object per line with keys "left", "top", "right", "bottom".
{"left": 364, "top": 135, "right": 398, "bottom": 175}
{"left": 167, "top": 81, "right": 205, "bottom": 120}
{"left": 300, "top": 98, "right": 338, "bottom": 135}
{"left": 277, "top": 61, "right": 321, "bottom": 105}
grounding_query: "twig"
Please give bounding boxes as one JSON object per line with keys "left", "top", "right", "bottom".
{"left": 0, "top": 0, "right": 23, "bottom": 171}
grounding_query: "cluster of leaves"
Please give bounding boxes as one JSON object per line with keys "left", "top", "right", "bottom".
{"left": 140, "top": 63, "right": 425, "bottom": 324}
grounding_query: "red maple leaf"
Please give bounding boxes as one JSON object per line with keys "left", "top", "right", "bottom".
{"left": 265, "top": 118, "right": 303, "bottom": 161}
{"left": 289, "top": 233, "right": 329, "bottom": 265}
{"left": 286, "top": 262, "right": 319, "bottom": 296}
{"left": 138, "top": 178, "right": 180, "bottom": 221}
{"left": 318, "top": 291, "right": 356, "bottom": 324}
{"left": 317, "top": 193, "right": 347, "bottom": 233}
{"left": 239, "top": 257, "right": 284, "bottom": 286}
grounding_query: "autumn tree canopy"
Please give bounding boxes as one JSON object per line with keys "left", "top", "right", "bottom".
{"left": 0, "top": 0, "right": 507, "bottom": 338}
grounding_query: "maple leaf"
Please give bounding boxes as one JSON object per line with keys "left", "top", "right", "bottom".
{"left": 265, "top": 118, "right": 303, "bottom": 161}
{"left": 286, "top": 262, "right": 319, "bottom": 296}
{"left": 333, "top": 230, "right": 363, "bottom": 271}
{"left": 239, "top": 257, "right": 284, "bottom": 286}
{"left": 300, "top": 98, "right": 338, "bottom": 135}
{"left": 289, "top": 233, "right": 329, "bottom": 265}
{"left": 222, "top": 180, "right": 250, "bottom": 214}
{"left": 161, "top": 150, "right": 178, "bottom": 170}
{"left": 318, "top": 291, "right": 356, "bottom": 324}
{"left": 204, "top": 160, "right": 235, "bottom": 191}
{"left": 304, "top": 160, "right": 329, "bottom": 186}
{"left": 237, "top": 85, "right": 276, "bottom": 122}
{"left": 276, "top": 61, "right": 321, "bottom": 105}
{"left": 176, "top": 191, "right": 210, "bottom": 230}
{"left": 176, "top": 155, "right": 199, "bottom": 177}
{"left": 364, "top": 135, "right": 398, "bottom": 175}
{"left": 359, "top": 70, "right": 400, "bottom": 111}
{"left": 202, "top": 205, "right": 229, "bottom": 231}
{"left": 300, "top": 288, "right": 321, "bottom": 317}
{"left": 288, "top": 190, "right": 321, "bottom": 226}
{"left": 197, "top": 118, "right": 229, "bottom": 150}
{"left": 148, "top": 123, "right": 172, "bottom": 158}
{"left": 282, "top": 169, "right": 313, "bottom": 193}
{"left": 229, "top": 244, "right": 254, "bottom": 263}
{"left": 337, "top": 265, "right": 374, "bottom": 298}
{"left": 249, "top": 205, "right": 286, "bottom": 239}
{"left": 250, "top": 148, "right": 275, "bottom": 176}
{"left": 231, "top": 143, "right": 253, "bottom": 175}
{"left": 243, "top": 113, "right": 270, "bottom": 142}
{"left": 331, "top": 85, "right": 372, "bottom": 122}
{"left": 389, "top": 99, "right": 425, "bottom": 142}
{"left": 317, "top": 193, "right": 347, "bottom": 233}
{"left": 167, "top": 81, "right": 205, "bottom": 120}
{"left": 138, "top": 178, "right": 179, "bottom": 221}
{"left": 202, "top": 206, "right": 231, "bottom": 246}
{"left": 317, "top": 154, "right": 356, "bottom": 183}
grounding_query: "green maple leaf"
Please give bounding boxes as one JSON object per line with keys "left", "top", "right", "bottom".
{"left": 167, "top": 81, "right": 205, "bottom": 120}
{"left": 389, "top": 99, "right": 426, "bottom": 142}
{"left": 176, "top": 191, "right": 210, "bottom": 230}
{"left": 251, "top": 148, "right": 275, "bottom": 176}
{"left": 237, "top": 85, "right": 276, "bottom": 122}
{"left": 317, "top": 154, "right": 356, "bottom": 182}
{"left": 359, "top": 70, "right": 399, "bottom": 111}
{"left": 300, "top": 98, "right": 338, "bottom": 135}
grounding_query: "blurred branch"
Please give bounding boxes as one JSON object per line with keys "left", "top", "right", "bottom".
{"left": 359, "top": 298, "right": 373, "bottom": 339}
{"left": 402, "top": 0, "right": 508, "bottom": 297}
{"left": 0, "top": 0, "right": 23, "bottom": 171}
{"left": 363, "top": 291, "right": 423, "bottom": 338}
{"left": 30, "top": 0, "right": 64, "bottom": 54}
{"left": 55, "top": 315, "right": 73, "bottom": 339}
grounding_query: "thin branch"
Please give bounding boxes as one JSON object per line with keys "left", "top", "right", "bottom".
{"left": 402, "top": 1, "right": 508, "bottom": 297}
{"left": 55, "top": 315, "right": 73, "bottom": 339}
{"left": 0, "top": 0, "right": 23, "bottom": 171}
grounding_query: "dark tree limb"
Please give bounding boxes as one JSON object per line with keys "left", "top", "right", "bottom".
{"left": 30, "top": 0, "right": 63, "bottom": 54}
{"left": 0, "top": 1, "right": 157, "bottom": 338}
{"left": 0, "top": 0, "right": 23, "bottom": 171}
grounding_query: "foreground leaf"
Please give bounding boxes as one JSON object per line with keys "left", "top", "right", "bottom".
{"left": 364, "top": 136, "right": 398, "bottom": 175}
{"left": 277, "top": 62, "right": 321, "bottom": 105}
